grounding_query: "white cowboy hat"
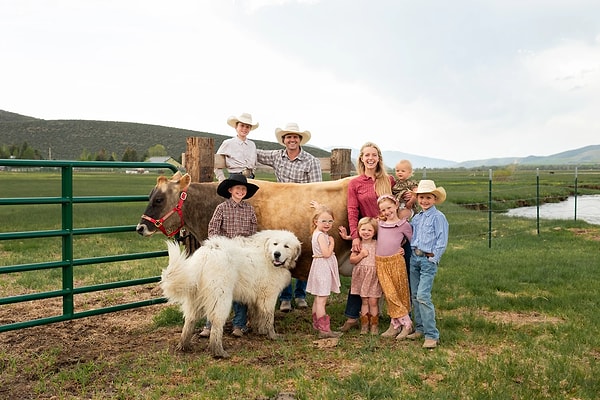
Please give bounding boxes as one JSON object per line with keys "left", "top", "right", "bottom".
{"left": 415, "top": 180, "right": 447, "bottom": 204}
{"left": 227, "top": 113, "right": 259, "bottom": 130}
{"left": 275, "top": 122, "right": 311, "bottom": 146}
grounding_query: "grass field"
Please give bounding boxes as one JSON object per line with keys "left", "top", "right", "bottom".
{"left": 1, "top": 169, "right": 600, "bottom": 399}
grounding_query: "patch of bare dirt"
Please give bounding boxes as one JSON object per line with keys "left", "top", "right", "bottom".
{"left": 478, "top": 310, "right": 564, "bottom": 326}
{"left": 568, "top": 227, "right": 600, "bottom": 241}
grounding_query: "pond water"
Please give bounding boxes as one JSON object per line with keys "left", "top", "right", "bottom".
{"left": 506, "top": 194, "right": 600, "bottom": 225}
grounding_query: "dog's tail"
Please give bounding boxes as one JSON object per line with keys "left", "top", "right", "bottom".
{"left": 160, "top": 241, "right": 195, "bottom": 303}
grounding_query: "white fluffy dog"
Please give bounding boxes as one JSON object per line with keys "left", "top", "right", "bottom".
{"left": 161, "top": 229, "right": 302, "bottom": 358}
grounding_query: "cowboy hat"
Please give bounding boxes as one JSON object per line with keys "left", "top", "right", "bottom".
{"left": 217, "top": 174, "right": 259, "bottom": 199}
{"left": 275, "top": 122, "right": 311, "bottom": 146}
{"left": 227, "top": 113, "right": 259, "bottom": 130}
{"left": 415, "top": 180, "right": 446, "bottom": 204}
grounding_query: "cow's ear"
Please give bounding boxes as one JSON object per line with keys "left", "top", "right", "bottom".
{"left": 156, "top": 176, "right": 168, "bottom": 186}
{"left": 170, "top": 171, "right": 182, "bottom": 181}
{"left": 179, "top": 174, "right": 192, "bottom": 190}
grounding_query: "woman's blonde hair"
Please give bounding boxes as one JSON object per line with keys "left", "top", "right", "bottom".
{"left": 311, "top": 204, "right": 335, "bottom": 232}
{"left": 357, "top": 142, "right": 392, "bottom": 196}
{"left": 357, "top": 216, "right": 378, "bottom": 238}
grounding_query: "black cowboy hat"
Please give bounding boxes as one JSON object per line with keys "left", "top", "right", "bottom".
{"left": 217, "top": 174, "right": 259, "bottom": 199}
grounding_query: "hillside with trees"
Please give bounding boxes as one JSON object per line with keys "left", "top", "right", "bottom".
{"left": 0, "top": 110, "right": 330, "bottom": 161}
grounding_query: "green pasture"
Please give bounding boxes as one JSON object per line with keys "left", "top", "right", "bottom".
{"left": 1, "top": 169, "right": 600, "bottom": 399}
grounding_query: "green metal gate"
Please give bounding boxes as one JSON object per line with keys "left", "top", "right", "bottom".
{"left": 0, "top": 159, "right": 179, "bottom": 332}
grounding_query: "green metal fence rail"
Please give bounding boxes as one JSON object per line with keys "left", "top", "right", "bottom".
{"left": 0, "top": 159, "right": 179, "bottom": 332}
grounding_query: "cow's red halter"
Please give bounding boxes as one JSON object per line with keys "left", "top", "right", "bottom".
{"left": 140, "top": 189, "right": 188, "bottom": 238}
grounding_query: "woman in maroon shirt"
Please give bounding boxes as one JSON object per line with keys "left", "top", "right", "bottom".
{"left": 339, "top": 142, "right": 397, "bottom": 333}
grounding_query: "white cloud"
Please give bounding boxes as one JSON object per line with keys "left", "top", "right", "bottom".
{"left": 1, "top": 0, "right": 599, "bottom": 163}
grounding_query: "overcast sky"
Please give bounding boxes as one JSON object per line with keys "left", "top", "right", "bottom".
{"left": 1, "top": 0, "right": 599, "bottom": 162}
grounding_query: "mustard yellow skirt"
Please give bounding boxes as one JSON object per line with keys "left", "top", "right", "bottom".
{"left": 376, "top": 253, "right": 410, "bottom": 318}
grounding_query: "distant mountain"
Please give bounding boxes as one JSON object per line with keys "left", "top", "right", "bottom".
{"left": 0, "top": 110, "right": 330, "bottom": 161}
{"left": 454, "top": 145, "right": 600, "bottom": 168}
{"left": 0, "top": 110, "right": 39, "bottom": 122}
{"left": 2, "top": 110, "right": 598, "bottom": 167}
{"left": 328, "top": 145, "right": 600, "bottom": 169}
{"left": 325, "top": 148, "right": 457, "bottom": 169}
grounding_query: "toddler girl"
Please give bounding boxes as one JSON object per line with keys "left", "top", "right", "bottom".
{"left": 345, "top": 217, "right": 382, "bottom": 334}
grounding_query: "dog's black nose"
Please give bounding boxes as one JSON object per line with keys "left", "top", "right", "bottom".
{"left": 274, "top": 251, "right": 281, "bottom": 259}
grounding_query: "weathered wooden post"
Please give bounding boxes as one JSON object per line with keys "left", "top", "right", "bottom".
{"left": 185, "top": 137, "right": 214, "bottom": 183}
{"left": 330, "top": 148, "right": 352, "bottom": 180}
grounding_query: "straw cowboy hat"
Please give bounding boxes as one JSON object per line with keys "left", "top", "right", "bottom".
{"left": 217, "top": 174, "right": 259, "bottom": 199}
{"left": 227, "top": 113, "right": 259, "bottom": 130}
{"left": 415, "top": 180, "right": 446, "bottom": 204}
{"left": 275, "top": 122, "right": 311, "bottom": 146}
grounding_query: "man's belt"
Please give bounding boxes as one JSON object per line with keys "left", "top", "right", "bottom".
{"left": 413, "top": 248, "right": 434, "bottom": 258}
{"left": 241, "top": 168, "right": 254, "bottom": 178}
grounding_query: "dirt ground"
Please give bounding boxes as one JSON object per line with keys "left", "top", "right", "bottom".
{"left": 0, "top": 286, "right": 316, "bottom": 399}
{"left": 0, "top": 283, "right": 566, "bottom": 399}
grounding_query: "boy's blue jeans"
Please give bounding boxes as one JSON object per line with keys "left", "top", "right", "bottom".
{"left": 409, "top": 254, "right": 439, "bottom": 340}
{"left": 205, "top": 302, "right": 247, "bottom": 330}
{"left": 279, "top": 279, "right": 307, "bottom": 301}
{"left": 232, "top": 302, "right": 247, "bottom": 329}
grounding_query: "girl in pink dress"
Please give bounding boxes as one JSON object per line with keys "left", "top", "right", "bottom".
{"left": 306, "top": 205, "right": 342, "bottom": 338}
{"left": 345, "top": 217, "right": 382, "bottom": 335}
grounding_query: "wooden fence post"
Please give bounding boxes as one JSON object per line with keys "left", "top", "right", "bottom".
{"left": 185, "top": 137, "right": 214, "bottom": 183}
{"left": 330, "top": 148, "right": 352, "bottom": 180}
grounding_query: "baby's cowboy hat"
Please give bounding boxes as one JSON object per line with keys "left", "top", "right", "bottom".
{"left": 227, "top": 113, "right": 259, "bottom": 130}
{"left": 275, "top": 122, "right": 311, "bottom": 146}
{"left": 415, "top": 180, "right": 447, "bottom": 204}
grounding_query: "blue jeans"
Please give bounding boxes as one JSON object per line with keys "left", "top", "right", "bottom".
{"left": 204, "top": 302, "right": 247, "bottom": 330}
{"left": 409, "top": 254, "right": 439, "bottom": 340}
{"left": 280, "top": 279, "right": 307, "bottom": 301}
{"left": 232, "top": 302, "right": 247, "bottom": 329}
{"left": 344, "top": 241, "right": 412, "bottom": 319}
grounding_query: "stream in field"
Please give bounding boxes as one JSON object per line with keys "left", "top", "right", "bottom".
{"left": 506, "top": 194, "right": 600, "bottom": 225}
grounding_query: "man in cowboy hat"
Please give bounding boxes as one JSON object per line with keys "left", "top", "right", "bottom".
{"left": 256, "top": 122, "right": 322, "bottom": 184}
{"left": 214, "top": 112, "right": 259, "bottom": 182}
{"left": 256, "top": 122, "right": 323, "bottom": 311}
{"left": 200, "top": 174, "right": 260, "bottom": 338}
{"left": 404, "top": 179, "right": 448, "bottom": 349}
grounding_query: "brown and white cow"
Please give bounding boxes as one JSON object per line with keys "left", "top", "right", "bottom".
{"left": 136, "top": 173, "right": 353, "bottom": 280}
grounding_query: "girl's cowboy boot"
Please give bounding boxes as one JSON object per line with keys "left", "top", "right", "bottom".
{"left": 369, "top": 314, "right": 379, "bottom": 335}
{"left": 380, "top": 322, "right": 400, "bottom": 337}
{"left": 359, "top": 313, "right": 370, "bottom": 335}
{"left": 317, "top": 315, "right": 342, "bottom": 339}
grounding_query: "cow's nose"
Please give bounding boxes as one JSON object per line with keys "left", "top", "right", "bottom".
{"left": 274, "top": 251, "right": 281, "bottom": 259}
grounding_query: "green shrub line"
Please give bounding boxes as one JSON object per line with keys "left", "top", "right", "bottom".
{"left": 1, "top": 170, "right": 599, "bottom": 399}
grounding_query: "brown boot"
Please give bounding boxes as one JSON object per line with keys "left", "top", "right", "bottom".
{"left": 359, "top": 314, "right": 370, "bottom": 335}
{"left": 380, "top": 322, "right": 400, "bottom": 337}
{"left": 317, "top": 315, "right": 343, "bottom": 338}
{"left": 339, "top": 318, "right": 360, "bottom": 332}
{"left": 369, "top": 315, "right": 379, "bottom": 335}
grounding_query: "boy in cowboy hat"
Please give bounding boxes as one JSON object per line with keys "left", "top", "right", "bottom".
{"left": 200, "top": 174, "right": 260, "bottom": 338}
{"left": 256, "top": 122, "right": 323, "bottom": 311}
{"left": 214, "top": 113, "right": 259, "bottom": 182}
{"left": 405, "top": 180, "right": 449, "bottom": 349}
